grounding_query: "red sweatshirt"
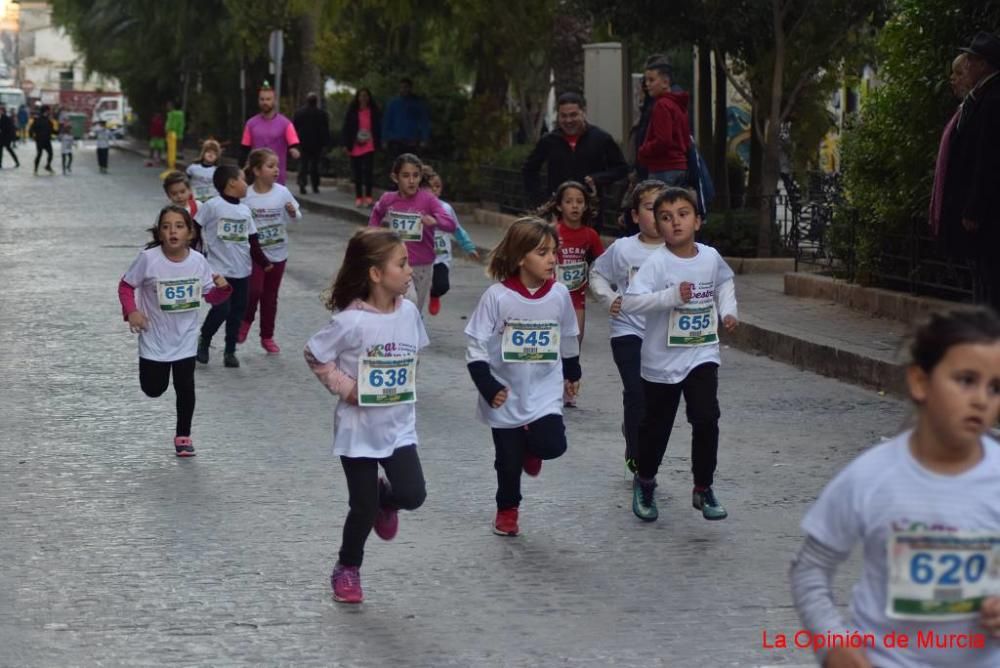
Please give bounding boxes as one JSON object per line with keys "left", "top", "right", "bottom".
{"left": 638, "top": 91, "right": 691, "bottom": 172}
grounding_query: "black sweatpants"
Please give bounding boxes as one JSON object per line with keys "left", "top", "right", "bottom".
{"left": 610, "top": 335, "right": 644, "bottom": 462}
{"left": 636, "top": 362, "right": 721, "bottom": 487}
{"left": 96, "top": 147, "right": 109, "bottom": 169}
{"left": 201, "top": 276, "right": 249, "bottom": 354}
{"left": 430, "top": 262, "right": 450, "bottom": 298}
{"left": 34, "top": 140, "right": 52, "bottom": 171}
{"left": 339, "top": 445, "right": 426, "bottom": 567}
{"left": 0, "top": 140, "right": 18, "bottom": 167}
{"left": 297, "top": 150, "right": 321, "bottom": 192}
{"left": 491, "top": 413, "right": 567, "bottom": 509}
{"left": 139, "top": 357, "right": 196, "bottom": 437}
{"left": 350, "top": 153, "right": 374, "bottom": 198}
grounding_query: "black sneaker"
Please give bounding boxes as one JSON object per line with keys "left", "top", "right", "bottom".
{"left": 196, "top": 336, "right": 210, "bottom": 364}
{"left": 692, "top": 487, "right": 728, "bottom": 520}
{"left": 223, "top": 352, "right": 240, "bottom": 368}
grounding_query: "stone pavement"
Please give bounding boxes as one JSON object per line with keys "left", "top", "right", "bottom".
{"left": 2, "top": 146, "right": 913, "bottom": 666}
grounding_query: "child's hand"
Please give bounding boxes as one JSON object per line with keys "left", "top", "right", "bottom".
{"left": 212, "top": 274, "right": 229, "bottom": 289}
{"left": 723, "top": 315, "right": 738, "bottom": 332}
{"left": 564, "top": 379, "right": 580, "bottom": 399}
{"left": 284, "top": 202, "right": 297, "bottom": 216}
{"left": 823, "top": 647, "right": 872, "bottom": 668}
{"left": 980, "top": 596, "right": 1000, "bottom": 638}
{"left": 264, "top": 263, "right": 274, "bottom": 273}
{"left": 469, "top": 250, "right": 480, "bottom": 261}
{"left": 678, "top": 281, "right": 694, "bottom": 303}
{"left": 491, "top": 387, "right": 509, "bottom": 408}
{"left": 289, "top": 147, "right": 301, "bottom": 160}
{"left": 127, "top": 311, "right": 148, "bottom": 334}
{"left": 421, "top": 214, "right": 438, "bottom": 228}
{"left": 344, "top": 384, "right": 359, "bottom": 406}
{"left": 609, "top": 296, "right": 623, "bottom": 316}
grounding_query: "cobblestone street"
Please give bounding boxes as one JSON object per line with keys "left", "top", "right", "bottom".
{"left": 1, "top": 147, "right": 909, "bottom": 666}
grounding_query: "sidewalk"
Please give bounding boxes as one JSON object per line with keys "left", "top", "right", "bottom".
{"left": 116, "top": 140, "right": 911, "bottom": 395}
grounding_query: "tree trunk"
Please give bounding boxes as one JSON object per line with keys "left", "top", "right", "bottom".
{"left": 756, "top": 0, "right": 786, "bottom": 258}
{"left": 748, "top": 104, "right": 763, "bottom": 202}
{"left": 713, "top": 50, "right": 730, "bottom": 212}
{"left": 550, "top": 13, "right": 591, "bottom": 96}
{"left": 297, "top": 6, "right": 322, "bottom": 105}
{"left": 697, "top": 43, "right": 713, "bottom": 165}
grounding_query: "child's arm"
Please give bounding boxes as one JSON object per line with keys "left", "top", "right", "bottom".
{"left": 589, "top": 244, "right": 619, "bottom": 312}
{"left": 426, "top": 193, "right": 457, "bottom": 233}
{"left": 621, "top": 283, "right": 689, "bottom": 315}
{"left": 560, "top": 293, "right": 582, "bottom": 398}
{"left": 304, "top": 344, "right": 358, "bottom": 405}
{"left": 466, "top": 337, "right": 507, "bottom": 407}
{"left": 117, "top": 277, "right": 145, "bottom": 332}
{"left": 368, "top": 196, "right": 386, "bottom": 227}
{"left": 454, "top": 224, "right": 477, "bottom": 256}
{"left": 717, "top": 279, "right": 738, "bottom": 331}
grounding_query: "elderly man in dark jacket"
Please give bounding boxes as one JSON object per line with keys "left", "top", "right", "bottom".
{"left": 941, "top": 31, "right": 1000, "bottom": 308}
{"left": 522, "top": 92, "right": 628, "bottom": 222}
{"left": 292, "top": 92, "right": 331, "bottom": 195}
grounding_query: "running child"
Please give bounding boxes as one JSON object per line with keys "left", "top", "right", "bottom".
{"left": 425, "top": 166, "right": 478, "bottom": 316}
{"left": 162, "top": 170, "right": 199, "bottom": 219}
{"left": 186, "top": 139, "right": 221, "bottom": 203}
{"left": 239, "top": 148, "right": 302, "bottom": 353}
{"left": 465, "top": 218, "right": 581, "bottom": 537}
{"left": 537, "top": 181, "right": 603, "bottom": 406}
{"left": 622, "top": 186, "right": 737, "bottom": 522}
{"left": 195, "top": 165, "right": 271, "bottom": 368}
{"left": 589, "top": 179, "right": 665, "bottom": 474}
{"left": 368, "top": 153, "right": 456, "bottom": 314}
{"left": 94, "top": 121, "right": 111, "bottom": 174}
{"left": 118, "top": 205, "right": 232, "bottom": 456}
{"left": 59, "top": 123, "right": 74, "bottom": 175}
{"left": 791, "top": 308, "right": 1000, "bottom": 668}
{"left": 304, "top": 228, "right": 429, "bottom": 604}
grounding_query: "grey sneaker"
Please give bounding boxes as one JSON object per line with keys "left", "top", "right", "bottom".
{"left": 692, "top": 487, "right": 728, "bottom": 520}
{"left": 223, "top": 352, "right": 240, "bottom": 368}
{"left": 632, "top": 475, "right": 658, "bottom": 522}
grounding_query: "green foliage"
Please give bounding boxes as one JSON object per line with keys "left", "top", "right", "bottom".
{"left": 698, "top": 208, "right": 784, "bottom": 257}
{"left": 836, "top": 0, "right": 1000, "bottom": 278}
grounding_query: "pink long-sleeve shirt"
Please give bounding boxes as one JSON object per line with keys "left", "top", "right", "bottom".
{"left": 368, "top": 189, "right": 456, "bottom": 266}
{"left": 241, "top": 113, "right": 300, "bottom": 185}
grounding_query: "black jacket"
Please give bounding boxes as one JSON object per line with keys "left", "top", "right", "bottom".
{"left": 292, "top": 105, "right": 331, "bottom": 155}
{"left": 29, "top": 114, "right": 55, "bottom": 143}
{"left": 522, "top": 124, "right": 628, "bottom": 206}
{"left": 340, "top": 104, "right": 382, "bottom": 151}
{"left": 0, "top": 113, "right": 15, "bottom": 143}
{"left": 942, "top": 72, "right": 1000, "bottom": 257}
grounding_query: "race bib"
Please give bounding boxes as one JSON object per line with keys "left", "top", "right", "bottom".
{"left": 357, "top": 356, "right": 417, "bottom": 406}
{"left": 434, "top": 234, "right": 450, "bottom": 256}
{"left": 385, "top": 210, "right": 423, "bottom": 242}
{"left": 887, "top": 531, "right": 1000, "bottom": 621}
{"left": 193, "top": 184, "right": 214, "bottom": 202}
{"left": 667, "top": 303, "right": 718, "bottom": 347}
{"left": 257, "top": 223, "right": 286, "bottom": 247}
{"left": 218, "top": 218, "right": 249, "bottom": 243}
{"left": 157, "top": 277, "right": 202, "bottom": 312}
{"left": 557, "top": 261, "right": 588, "bottom": 292}
{"left": 501, "top": 320, "right": 560, "bottom": 362}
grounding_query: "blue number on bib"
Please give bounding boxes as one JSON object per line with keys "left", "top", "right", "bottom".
{"left": 909, "top": 552, "right": 988, "bottom": 586}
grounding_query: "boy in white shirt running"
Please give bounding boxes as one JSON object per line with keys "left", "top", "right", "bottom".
{"left": 622, "top": 186, "right": 738, "bottom": 522}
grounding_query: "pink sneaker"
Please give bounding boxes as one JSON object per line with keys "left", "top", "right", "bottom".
{"left": 261, "top": 338, "right": 280, "bottom": 354}
{"left": 331, "top": 563, "right": 363, "bottom": 603}
{"left": 174, "top": 436, "right": 195, "bottom": 457}
{"left": 373, "top": 478, "right": 399, "bottom": 541}
{"left": 237, "top": 321, "right": 250, "bottom": 344}
{"left": 522, "top": 453, "right": 542, "bottom": 477}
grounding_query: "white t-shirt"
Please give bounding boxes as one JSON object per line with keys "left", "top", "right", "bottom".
{"left": 185, "top": 163, "right": 218, "bottom": 202}
{"left": 306, "top": 300, "right": 430, "bottom": 459}
{"left": 122, "top": 246, "right": 216, "bottom": 362}
{"left": 465, "top": 282, "right": 580, "bottom": 428}
{"left": 433, "top": 202, "right": 461, "bottom": 267}
{"left": 802, "top": 432, "right": 1000, "bottom": 668}
{"left": 626, "top": 243, "right": 735, "bottom": 384}
{"left": 195, "top": 196, "right": 257, "bottom": 279}
{"left": 242, "top": 183, "right": 301, "bottom": 263}
{"left": 591, "top": 234, "right": 661, "bottom": 339}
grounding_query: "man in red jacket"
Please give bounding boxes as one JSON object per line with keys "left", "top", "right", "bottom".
{"left": 638, "top": 60, "right": 690, "bottom": 186}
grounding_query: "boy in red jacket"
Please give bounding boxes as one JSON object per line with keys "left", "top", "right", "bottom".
{"left": 638, "top": 59, "right": 691, "bottom": 186}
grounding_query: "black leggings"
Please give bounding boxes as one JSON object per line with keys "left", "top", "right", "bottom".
{"left": 637, "top": 362, "right": 721, "bottom": 487}
{"left": 339, "top": 445, "right": 426, "bottom": 567}
{"left": 139, "top": 357, "right": 196, "bottom": 437}
{"left": 34, "top": 140, "right": 52, "bottom": 170}
{"left": 430, "top": 262, "right": 450, "bottom": 298}
{"left": 491, "top": 414, "right": 567, "bottom": 509}
{"left": 350, "top": 153, "right": 374, "bottom": 198}
{"left": 200, "top": 276, "right": 249, "bottom": 354}
{"left": 62, "top": 153, "right": 72, "bottom": 172}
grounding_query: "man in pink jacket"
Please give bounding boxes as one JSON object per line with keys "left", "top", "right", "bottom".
{"left": 240, "top": 84, "right": 301, "bottom": 185}
{"left": 638, "top": 59, "right": 691, "bottom": 186}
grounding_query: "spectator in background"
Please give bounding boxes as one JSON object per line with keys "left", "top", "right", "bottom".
{"left": 165, "top": 100, "right": 186, "bottom": 160}
{"left": 382, "top": 78, "right": 430, "bottom": 157}
{"left": 17, "top": 104, "right": 29, "bottom": 142}
{"left": 638, "top": 59, "right": 691, "bottom": 186}
{"left": 930, "top": 53, "right": 973, "bottom": 238}
{"left": 522, "top": 91, "right": 628, "bottom": 225}
{"left": 28, "top": 104, "right": 57, "bottom": 174}
{"left": 340, "top": 88, "right": 381, "bottom": 207}
{"left": 240, "top": 83, "right": 301, "bottom": 185}
{"left": 0, "top": 106, "right": 19, "bottom": 168}
{"left": 148, "top": 111, "right": 166, "bottom": 167}
{"left": 941, "top": 31, "right": 1000, "bottom": 309}
{"left": 292, "top": 92, "right": 331, "bottom": 196}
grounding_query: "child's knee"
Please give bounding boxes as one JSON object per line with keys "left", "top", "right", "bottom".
{"left": 526, "top": 414, "right": 567, "bottom": 460}
{"left": 392, "top": 482, "right": 426, "bottom": 511}
{"left": 140, "top": 383, "right": 168, "bottom": 398}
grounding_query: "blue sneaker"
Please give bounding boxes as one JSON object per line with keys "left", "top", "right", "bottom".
{"left": 632, "top": 476, "right": 658, "bottom": 522}
{"left": 692, "top": 487, "right": 728, "bottom": 520}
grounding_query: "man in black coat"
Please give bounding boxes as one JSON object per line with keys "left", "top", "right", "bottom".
{"left": 29, "top": 105, "right": 56, "bottom": 174}
{"left": 522, "top": 92, "right": 628, "bottom": 222}
{"left": 942, "top": 32, "right": 1000, "bottom": 308}
{"left": 292, "top": 92, "right": 331, "bottom": 195}
{"left": 0, "top": 106, "right": 19, "bottom": 168}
